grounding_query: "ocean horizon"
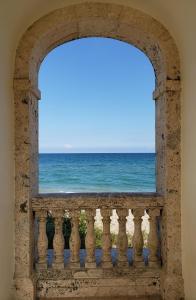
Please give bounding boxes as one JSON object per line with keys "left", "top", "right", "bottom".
{"left": 39, "top": 153, "right": 156, "bottom": 193}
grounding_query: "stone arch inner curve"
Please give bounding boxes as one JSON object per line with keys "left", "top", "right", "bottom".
{"left": 13, "top": 2, "right": 183, "bottom": 299}
{"left": 14, "top": 2, "right": 180, "bottom": 89}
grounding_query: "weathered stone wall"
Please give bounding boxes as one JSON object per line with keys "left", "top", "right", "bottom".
{"left": 13, "top": 2, "right": 183, "bottom": 299}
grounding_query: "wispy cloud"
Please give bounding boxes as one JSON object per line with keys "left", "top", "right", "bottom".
{"left": 63, "top": 144, "right": 73, "bottom": 149}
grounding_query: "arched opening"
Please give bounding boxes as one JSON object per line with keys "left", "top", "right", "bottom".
{"left": 13, "top": 3, "right": 183, "bottom": 299}
{"left": 39, "top": 37, "right": 156, "bottom": 193}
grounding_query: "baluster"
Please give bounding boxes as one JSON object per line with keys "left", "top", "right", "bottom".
{"left": 117, "top": 208, "right": 129, "bottom": 267}
{"left": 69, "top": 210, "right": 81, "bottom": 268}
{"left": 36, "top": 210, "right": 48, "bottom": 270}
{"left": 85, "top": 209, "right": 96, "bottom": 268}
{"left": 52, "top": 210, "right": 64, "bottom": 269}
{"left": 147, "top": 208, "right": 160, "bottom": 267}
{"left": 101, "top": 208, "right": 112, "bottom": 268}
{"left": 132, "top": 208, "right": 144, "bottom": 267}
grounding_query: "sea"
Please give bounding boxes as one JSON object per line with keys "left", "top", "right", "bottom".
{"left": 39, "top": 153, "right": 156, "bottom": 193}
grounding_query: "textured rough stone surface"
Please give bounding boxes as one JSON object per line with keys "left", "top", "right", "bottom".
{"left": 40, "top": 297, "right": 161, "bottom": 300}
{"left": 36, "top": 267, "right": 161, "bottom": 298}
{"left": 14, "top": 2, "right": 183, "bottom": 299}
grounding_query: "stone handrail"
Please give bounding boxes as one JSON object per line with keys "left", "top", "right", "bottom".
{"left": 32, "top": 193, "right": 163, "bottom": 270}
{"left": 32, "top": 193, "right": 164, "bottom": 209}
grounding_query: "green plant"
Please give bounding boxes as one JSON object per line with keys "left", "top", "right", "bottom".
{"left": 127, "top": 233, "right": 133, "bottom": 248}
{"left": 79, "top": 211, "right": 87, "bottom": 248}
{"left": 63, "top": 216, "right": 71, "bottom": 249}
{"left": 94, "top": 227, "right": 103, "bottom": 248}
{"left": 46, "top": 212, "right": 87, "bottom": 249}
{"left": 46, "top": 216, "right": 55, "bottom": 249}
{"left": 142, "top": 230, "right": 149, "bottom": 248}
{"left": 111, "top": 232, "right": 117, "bottom": 247}
{"left": 46, "top": 212, "right": 124, "bottom": 250}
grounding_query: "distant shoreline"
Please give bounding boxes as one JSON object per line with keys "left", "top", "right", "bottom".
{"left": 39, "top": 152, "right": 156, "bottom": 154}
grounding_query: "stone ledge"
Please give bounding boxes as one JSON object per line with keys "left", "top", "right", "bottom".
{"left": 36, "top": 276, "right": 160, "bottom": 299}
{"left": 36, "top": 266, "right": 161, "bottom": 281}
{"left": 39, "top": 297, "right": 161, "bottom": 300}
{"left": 32, "top": 193, "right": 164, "bottom": 210}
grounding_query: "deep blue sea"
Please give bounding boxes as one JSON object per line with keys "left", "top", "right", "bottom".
{"left": 39, "top": 153, "right": 156, "bottom": 193}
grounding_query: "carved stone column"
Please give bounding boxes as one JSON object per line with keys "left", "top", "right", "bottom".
{"left": 116, "top": 208, "right": 128, "bottom": 267}
{"left": 52, "top": 210, "right": 64, "bottom": 269}
{"left": 132, "top": 208, "right": 144, "bottom": 267}
{"left": 147, "top": 208, "right": 160, "bottom": 267}
{"left": 85, "top": 209, "right": 96, "bottom": 268}
{"left": 101, "top": 208, "right": 112, "bottom": 268}
{"left": 14, "top": 79, "right": 40, "bottom": 299}
{"left": 36, "top": 210, "right": 47, "bottom": 270}
{"left": 155, "top": 81, "right": 184, "bottom": 299}
{"left": 69, "top": 210, "right": 81, "bottom": 268}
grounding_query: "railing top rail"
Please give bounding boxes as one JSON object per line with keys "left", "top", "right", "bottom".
{"left": 32, "top": 193, "right": 164, "bottom": 210}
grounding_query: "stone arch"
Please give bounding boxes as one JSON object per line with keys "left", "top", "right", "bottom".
{"left": 14, "top": 3, "right": 180, "bottom": 88}
{"left": 13, "top": 2, "right": 183, "bottom": 299}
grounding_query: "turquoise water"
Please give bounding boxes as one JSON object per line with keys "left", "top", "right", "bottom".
{"left": 39, "top": 153, "right": 156, "bottom": 193}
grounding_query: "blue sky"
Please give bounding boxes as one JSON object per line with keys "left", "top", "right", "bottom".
{"left": 39, "top": 37, "right": 155, "bottom": 153}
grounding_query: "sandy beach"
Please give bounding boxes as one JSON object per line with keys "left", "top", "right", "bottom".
{"left": 94, "top": 209, "right": 149, "bottom": 235}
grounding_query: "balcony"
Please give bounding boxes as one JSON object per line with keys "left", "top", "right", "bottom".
{"left": 31, "top": 193, "right": 163, "bottom": 299}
